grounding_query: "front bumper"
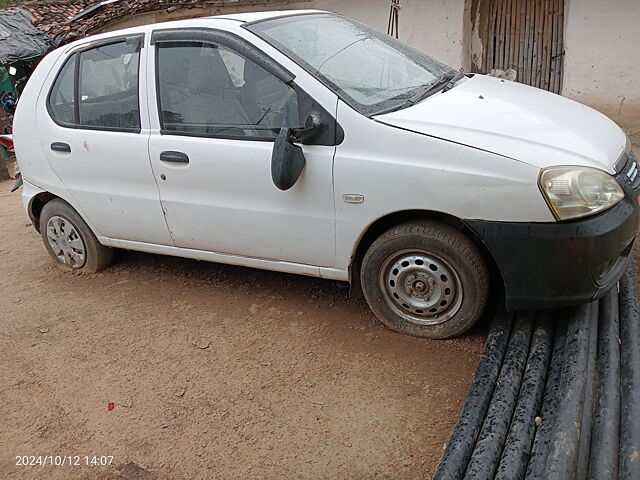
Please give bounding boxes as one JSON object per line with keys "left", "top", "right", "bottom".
{"left": 464, "top": 169, "right": 639, "bottom": 311}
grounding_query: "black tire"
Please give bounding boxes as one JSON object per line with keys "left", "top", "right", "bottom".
{"left": 361, "top": 221, "right": 489, "bottom": 339}
{"left": 39, "top": 198, "right": 114, "bottom": 273}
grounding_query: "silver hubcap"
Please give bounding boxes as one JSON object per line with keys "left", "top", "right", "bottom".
{"left": 378, "top": 249, "right": 463, "bottom": 325}
{"left": 46, "top": 216, "right": 86, "bottom": 269}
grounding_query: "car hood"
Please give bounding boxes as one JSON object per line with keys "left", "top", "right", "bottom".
{"left": 375, "top": 74, "right": 628, "bottom": 173}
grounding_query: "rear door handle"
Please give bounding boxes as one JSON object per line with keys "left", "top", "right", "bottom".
{"left": 160, "top": 151, "right": 189, "bottom": 164}
{"left": 51, "top": 142, "right": 71, "bottom": 153}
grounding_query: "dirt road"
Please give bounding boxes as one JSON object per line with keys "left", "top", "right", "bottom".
{"left": 0, "top": 180, "right": 483, "bottom": 480}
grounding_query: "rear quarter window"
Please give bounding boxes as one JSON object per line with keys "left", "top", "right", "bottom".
{"left": 48, "top": 53, "right": 76, "bottom": 126}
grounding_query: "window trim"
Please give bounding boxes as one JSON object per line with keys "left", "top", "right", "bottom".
{"left": 46, "top": 34, "right": 144, "bottom": 134}
{"left": 72, "top": 53, "right": 80, "bottom": 124}
{"left": 150, "top": 28, "right": 295, "bottom": 84}
{"left": 242, "top": 11, "right": 325, "bottom": 27}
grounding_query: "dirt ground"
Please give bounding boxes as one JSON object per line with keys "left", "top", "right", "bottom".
{"left": 0, "top": 179, "right": 485, "bottom": 480}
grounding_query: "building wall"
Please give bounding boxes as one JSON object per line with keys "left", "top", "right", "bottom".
{"left": 99, "top": 0, "right": 638, "bottom": 133}
{"left": 299, "top": 0, "right": 467, "bottom": 68}
{"left": 562, "top": 0, "right": 640, "bottom": 134}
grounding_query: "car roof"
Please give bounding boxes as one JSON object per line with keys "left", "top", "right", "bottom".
{"left": 212, "top": 9, "right": 328, "bottom": 23}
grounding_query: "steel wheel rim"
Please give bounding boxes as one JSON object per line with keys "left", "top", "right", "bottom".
{"left": 46, "top": 215, "right": 86, "bottom": 269}
{"left": 378, "top": 249, "right": 463, "bottom": 325}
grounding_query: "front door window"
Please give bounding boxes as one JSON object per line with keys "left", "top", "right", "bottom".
{"left": 156, "top": 42, "right": 299, "bottom": 140}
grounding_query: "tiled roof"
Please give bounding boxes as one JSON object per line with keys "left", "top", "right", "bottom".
{"left": 21, "top": 1, "right": 90, "bottom": 36}
{"left": 19, "top": 0, "right": 289, "bottom": 39}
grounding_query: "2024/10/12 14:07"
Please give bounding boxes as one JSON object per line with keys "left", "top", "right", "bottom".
{"left": 15, "top": 455, "right": 114, "bottom": 466}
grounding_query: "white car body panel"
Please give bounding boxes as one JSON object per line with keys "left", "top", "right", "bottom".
{"left": 21, "top": 179, "right": 45, "bottom": 212}
{"left": 20, "top": 35, "right": 173, "bottom": 245}
{"left": 13, "top": 13, "right": 629, "bottom": 284}
{"left": 144, "top": 25, "right": 338, "bottom": 266}
{"left": 376, "top": 75, "right": 628, "bottom": 173}
{"left": 102, "top": 237, "right": 346, "bottom": 280}
{"left": 332, "top": 99, "right": 554, "bottom": 270}
{"left": 13, "top": 50, "right": 68, "bottom": 195}
{"left": 146, "top": 135, "right": 337, "bottom": 266}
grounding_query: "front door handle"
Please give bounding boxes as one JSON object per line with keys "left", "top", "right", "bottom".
{"left": 51, "top": 142, "right": 71, "bottom": 153}
{"left": 160, "top": 151, "right": 189, "bottom": 164}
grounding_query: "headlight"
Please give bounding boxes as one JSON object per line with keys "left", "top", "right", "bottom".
{"left": 539, "top": 166, "right": 624, "bottom": 221}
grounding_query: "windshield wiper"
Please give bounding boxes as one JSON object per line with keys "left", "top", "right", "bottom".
{"left": 395, "top": 72, "right": 455, "bottom": 110}
{"left": 370, "top": 69, "right": 467, "bottom": 117}
{"left": 386, "top": 68, "right": 465, "bottom": 114}
{"left": 441, "top": 68, "right": 466, "bottom": 93}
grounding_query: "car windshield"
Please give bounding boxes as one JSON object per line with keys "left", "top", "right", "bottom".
{"left": 248, "top": 13, "right": 456, "bottom": 116}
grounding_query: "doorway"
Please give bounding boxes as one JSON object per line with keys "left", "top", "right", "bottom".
{"left": 476, "top": 0, "right": 565, "bottom": 94}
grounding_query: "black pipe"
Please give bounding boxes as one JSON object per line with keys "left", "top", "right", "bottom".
{"left": 524, "top": 319, "right": 567, "bottom": 479}
{"left": 463, "top": 313, "right": 534, "bottom": 480}
{"left": 588, "top": 288, "right": 620, "bottom": 480}
{"left": 576, "top": 300, "right": 599, "bottom": 480}
{"left": 494, "top": 313, "right": 554, "bottom": 480}
{"left": 435, "top": 263, "right": 640, "bottom": 480}
{"left": 544, "top": 302, "right": 595, "bottom": 479}
{"left": 618, "top": 262, "right": 640, "bottom": 480}
{"left": 433, "top": 311, "right": 514, "bottom": 480}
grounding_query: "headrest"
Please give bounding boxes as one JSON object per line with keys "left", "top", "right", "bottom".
{"left": 243, "top": 60, "right": 272, "bottom": 86}
{"left": 187, "top": 46, "right": 232, "bottom": 93}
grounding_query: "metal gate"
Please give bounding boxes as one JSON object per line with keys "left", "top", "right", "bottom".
{"left": 483, "top": 0, "right": 565, "bottom": 94}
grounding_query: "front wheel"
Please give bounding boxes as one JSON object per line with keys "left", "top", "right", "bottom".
{"left": 39, "top": 199, "right": 114, "bottom": 273}
{"left": 361, "top": 221, "right": 489, "bottom": 339}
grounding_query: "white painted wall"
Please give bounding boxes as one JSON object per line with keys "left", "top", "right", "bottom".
{"left": 296, "top": 0, "right": 467, "bottom": 67}
{"left": 562, "top": 0, "right": 640, "bottom": 134}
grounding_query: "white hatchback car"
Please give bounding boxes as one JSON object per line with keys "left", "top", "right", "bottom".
{"left": 14, "top": 10, "right": 639, "bottom": 338}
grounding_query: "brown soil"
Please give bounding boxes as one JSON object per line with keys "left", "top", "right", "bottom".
{"left": 0, "top": 180, "right": 484, "bottom": 480}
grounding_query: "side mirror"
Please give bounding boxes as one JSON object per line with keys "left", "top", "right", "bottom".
{"left": 271, "top": 127, "right": 306, "bottom": 191}
{"left": 271, "top": 113, "right": 323, "bottom": 191}
{"left": 292, "top": 113, "right": 323, "bottom": 144}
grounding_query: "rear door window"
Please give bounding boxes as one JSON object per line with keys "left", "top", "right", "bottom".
{"left": 47, "top": 37, "right": 142, "bottom": 132}
{"left": 79, "top": 41, "right": 141, "bottom": 130}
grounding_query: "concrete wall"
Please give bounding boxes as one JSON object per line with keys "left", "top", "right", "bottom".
{"left": 562, "top": 0, "right": 640, "bottom": 135}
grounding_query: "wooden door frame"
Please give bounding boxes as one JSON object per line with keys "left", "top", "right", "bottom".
{"left": 464, "top": 0, "right": 565, "bottom": 93}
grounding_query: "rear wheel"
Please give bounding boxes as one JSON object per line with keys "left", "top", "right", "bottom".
{"left": 39, "top": 199, "right": 113, "bottom": 273}
{"left": 361, "top": 221, "right": 489, "bottom": 339}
